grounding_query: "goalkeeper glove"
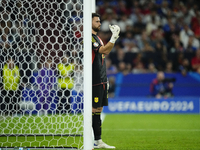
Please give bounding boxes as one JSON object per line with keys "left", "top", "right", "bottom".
{"left": 109, "top": 25, "right": 120, "bottom": 43}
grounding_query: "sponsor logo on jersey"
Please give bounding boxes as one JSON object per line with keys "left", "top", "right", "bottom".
{"left": 93, "top": 42, "right": 99, "bottom": 47}
{"left": 94, "top": 97, "right": 99, "bottom": 103}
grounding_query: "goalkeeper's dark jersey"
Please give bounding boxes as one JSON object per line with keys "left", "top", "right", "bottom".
{"left": 92, "top": 34, "right": 107, "bottom": 86}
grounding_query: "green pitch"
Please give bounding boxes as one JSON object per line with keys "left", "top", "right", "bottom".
{"left": 0, "top": 114, "right": 83, "bottom": 148}
{"left": 1, "top": 114, "right": 200, "bottom": 149}
{"left": 101, "top": 114, "right": 200, "bottom": 150}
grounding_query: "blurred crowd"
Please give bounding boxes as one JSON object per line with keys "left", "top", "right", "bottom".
{"left": 1, "top": 0, "right": 199, "bottom": 102}
{"left": 96, "top": 0, "right": 200, "bottom": 76}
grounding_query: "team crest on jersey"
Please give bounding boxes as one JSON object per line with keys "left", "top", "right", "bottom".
{"left": 93, "top": 42, "right": 99, "bottom": 47}
{"left": 94, "top": 97, "right": 99, "bottom": 103}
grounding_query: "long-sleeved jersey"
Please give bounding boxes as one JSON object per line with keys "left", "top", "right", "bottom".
{"left": 92, "top": 34, "right": 107, "bottom": 86}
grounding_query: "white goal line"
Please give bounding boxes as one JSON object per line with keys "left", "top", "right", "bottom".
{"left": 103, "top": 128, "right": 200, "bottom": 132}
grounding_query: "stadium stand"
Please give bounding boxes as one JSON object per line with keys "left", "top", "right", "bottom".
{"left": 96, "top": 0, "right": 200, "bottom": 98}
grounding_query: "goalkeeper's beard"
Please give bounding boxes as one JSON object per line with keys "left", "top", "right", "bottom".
{"left": 92, "top": 26, "right": 100, "bottom": 33}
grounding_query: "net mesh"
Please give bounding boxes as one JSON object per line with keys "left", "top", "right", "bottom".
{"left": 0, "top": 0, "right": 84, "bottom": 149}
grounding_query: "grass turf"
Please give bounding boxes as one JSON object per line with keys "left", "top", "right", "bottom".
{"left": 0, "top": 114, "right": 200, "bottom": 149}
{"left": 100, "top": 114, "right": 200, "bottom": 150}
{"left": 0, "top": 114, "right": 83, "bottom": 148}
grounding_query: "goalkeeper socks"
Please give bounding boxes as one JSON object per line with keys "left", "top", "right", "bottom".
{"left": 92, "top": 112, "right": 102, "bottom": 140}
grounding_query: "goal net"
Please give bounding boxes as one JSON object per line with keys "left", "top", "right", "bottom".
{"left": 0, "top": 0, "right": 90, "bottom": 149}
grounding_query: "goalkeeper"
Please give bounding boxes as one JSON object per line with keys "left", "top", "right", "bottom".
{"left": 92, "top": 13, "right": 120, "bottom": 149}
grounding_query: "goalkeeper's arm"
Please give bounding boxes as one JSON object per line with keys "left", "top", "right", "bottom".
{"left": 99, "top": 25, "right": 120, "bottom": 55}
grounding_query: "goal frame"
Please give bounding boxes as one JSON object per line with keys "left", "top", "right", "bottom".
{"left": 83, "top": 0, "right": 95, "bottom": 149}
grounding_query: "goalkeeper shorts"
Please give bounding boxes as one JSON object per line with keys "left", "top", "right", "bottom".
{"left": 92, "top": 84, "right": 108, "bottom": 108}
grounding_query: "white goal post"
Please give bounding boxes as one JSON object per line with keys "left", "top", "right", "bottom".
{"left": 83, "top": 0, "right": 93, "bottom": 150}
{"left": 0, "top": 0, "right": 94, "bottom": 149}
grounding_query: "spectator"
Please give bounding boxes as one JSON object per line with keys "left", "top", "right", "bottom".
{"left": 155, "top": 41, "right": 167, "bottom": 53}
{"left": 150, "top": 71, "right": 175, "bottom": 98}
{"left": 157, "top": 0, "right": 172, "bottom": 17}
{"left": 179, "top": 58, "right": 192, "bottom": 76}
{"left": 123, "top": 40, "right": 139, "bottom": 53}
{"left": 97, "top": 1, "right": 110, "bottom": 17}
{"left": 142, "top": 41, "right": 155, "bottom": 52}
{"left": 117, "top": 14, "right": 133, "bottom": 34}
{"left": 185, "top": 33, "right": 200, "bottom": 52}
{"left": 178, "top": 5, "right": 194, "bottom": 26}
{"left": 118, "top": 61, "right": 130, "bottom": 75}
{"left": 162, "top": 15, "right": 177, "bottom": 32}
{"left": 147, "top": 62, "right": 158, "bottom": 73}
{"left": 114, "top": 0, "right": 131, "bottom": 16}
{"left": 132, "top": 61, "right": 147, "bottom": 74}
{"left": 106, "top": 58, "right": 117, "bottom": 75}
{"left": 126, "top": 63, "right": 133, "bottom": 74}
{"left": 191, "top": 48, "right": 200, "bottom": 72}
{"left": 150, "top": 27, "right": 168, "bottom": 52}
{"left": 164, "top": 22, "right": 179, "bottom": 50}
{"left": 133, "top": 14, "right": 146, "bottom": 35}
{"left": 100, "top": 8, "right": 117, "bottom": 32}
{"left": 145, "top": 16, "right": 158, "bottom": 36}
{"left": 122, "top": 32, "right": 139, "bottom": 52}
{"left": 191, "top": 9, "right": 200, "bottom": 39}
{"left": 169, "top": 33, "right": 184, "bottom": 53}
{"left": 179, "top": 24, "right": 194, "bottom": 49}
{"left": 140, "top": 1, "right": 151, "bottom": 15}
{"left": 1, "top": 57, "right": 21, "bottom": 115}
{"left": 136, "top": 30, "right": 151, "bottom": 50}
{"left": 111, "top": 47, "right": 125, "bottom": 68}
{"left": 165, "top": 61, "right": 174, "bottom": 73}
{"left": 173, "top": 40, "right": 185, "bottom": 52}
{"left": 130, "top": 6, "right": 143, "bottom": 24}
{"left": 122, "top": 32, "right": 134, "bottom": 44}
{"left": 145, "top": 8, "right": 161, "bottom": 26}
{"left": 57, "top": 55, "right": 75, "bottom": 114}
{"left": 36, "top": 59, "right": 58, "bottom": 115}
{"left": 97, "top": 0, "right": 110, "bottom": 16}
